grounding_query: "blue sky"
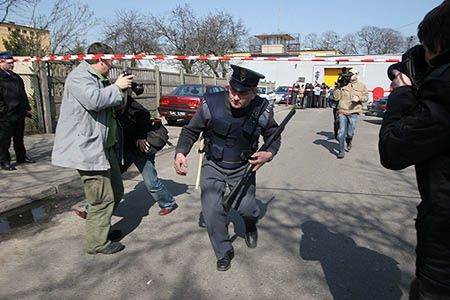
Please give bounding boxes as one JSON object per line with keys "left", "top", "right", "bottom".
{"left": 12, "top": 0, "right": 444, "bottom": 43}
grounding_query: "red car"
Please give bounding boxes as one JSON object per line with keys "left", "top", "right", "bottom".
{"left": 159, "top": 84, "right": 227, "bottom": 125}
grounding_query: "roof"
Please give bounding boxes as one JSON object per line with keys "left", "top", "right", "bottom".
{"left": 0, "top": 22, "right": 50, "bottom": 33}
{"left": 254, "top": 34, "right": 295, "bottom": 41}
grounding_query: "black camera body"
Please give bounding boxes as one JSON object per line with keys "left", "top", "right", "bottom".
{"left": 387, "top": 45, "right": 429, "bottom": 89}
{"left": 336, "top": 72, "right": 352, "bottom": 88}
{"left": 122, "top": 67, "right": 145, "bottom": 96}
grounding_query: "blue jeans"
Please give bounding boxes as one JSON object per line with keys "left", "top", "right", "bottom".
{"left": 125, "top": 150, "right": 177, "bottom": 209}
{"left": 337, "top": 114, "right": 358, "bottom": 155}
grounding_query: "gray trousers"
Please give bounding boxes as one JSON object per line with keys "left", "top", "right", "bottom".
{"left": 200, "top": 158, "right": 260, "bottom": 259}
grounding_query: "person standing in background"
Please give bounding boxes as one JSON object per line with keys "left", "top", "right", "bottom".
{"left": 0, "top": 51, "right": 34, "bottom": 171}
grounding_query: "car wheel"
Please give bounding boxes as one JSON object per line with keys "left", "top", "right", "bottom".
{"left": 166, "top": 118, "right": 177, "bottom": 126}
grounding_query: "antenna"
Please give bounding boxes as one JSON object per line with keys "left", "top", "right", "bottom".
{"left": 277, "top": 2, "right": 281, "bottom": 33}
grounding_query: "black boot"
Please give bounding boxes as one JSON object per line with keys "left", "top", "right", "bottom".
{"left": 244, "top": 219, "right": 258, "bottom": 249}
{"left": 198, "top": 211, "right": 206, "bottom": 228}
{"left": 217, "top": 249, "right": 234, "bottom": 271}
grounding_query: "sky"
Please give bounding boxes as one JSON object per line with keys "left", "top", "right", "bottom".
{"left": 9, "top": 0, "right": 444, "bottom": 44}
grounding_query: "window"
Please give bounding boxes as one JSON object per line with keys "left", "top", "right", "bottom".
{"left": 170, "top": 85, "right": 206, "bottom": 96}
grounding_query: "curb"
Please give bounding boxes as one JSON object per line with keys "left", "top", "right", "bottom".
{"left": 0, "top": 175, "right": 81, "bottom": 214}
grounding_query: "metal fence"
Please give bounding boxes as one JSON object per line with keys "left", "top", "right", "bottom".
{"left": 18, "top": 61, "right": 273, "bottom": 134}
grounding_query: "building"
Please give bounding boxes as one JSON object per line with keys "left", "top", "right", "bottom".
{"left": 0, "top": 22, "right": 50, "bottom": 53}
{"left": 236, "top": 54, "right": 399, "bottom": 101}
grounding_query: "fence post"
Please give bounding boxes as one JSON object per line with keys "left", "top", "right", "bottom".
{"left": 214, "top": 74, "right": 217, "bottom": 85}
{"left": 180, "top": 69, "right": 185, "bottom": 84}
{"left": 155, "top": 65, "right": 161, "bottom": 105}
{"left": 199, "top": 73, "right": 203, "bottom": 84}
{"left": 38, "top": 62, "right": 54, "bottom": 133}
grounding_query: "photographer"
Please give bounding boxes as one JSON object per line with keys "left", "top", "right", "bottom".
{"left": 333, "top": 69, "right": 368, "bottom": 159}
{"left": 52, "top": 42, "right": 133, "bottom": 255}
{"left": 379, "top": 1, "right": 450, "bottom": 298}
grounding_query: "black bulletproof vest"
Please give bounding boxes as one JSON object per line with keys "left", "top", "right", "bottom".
{"left": 204, "top": 91, "right": 266, "bottom": 169}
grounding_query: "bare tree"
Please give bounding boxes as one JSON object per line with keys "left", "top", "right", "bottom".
{"left": 318, "top": 31, "right": 341, "bottom": 51}
{"left": 303, "top": 33, "right": 318, "bottom": 49}
{"left": 0, "top": 0, "right": 37, "bottom": 23}
{"left": 196, "top": 11, "right": 247, "bottom": 77}
{"left": 30, "top": 0, "right": 97, "bottom": 55}
{"left": 404, "top": 35, "right": 419, "bottom": 51}
{"left": 340, "top": 33, "right": 360, "bottom": 55}
{"left": 151, "top": 4, "right": 248, "bottom": 76}
{"left": 151, "top": 4, "right": 199, "bottom": 73}
{"left": 103, "top": 9, "right": 160, "bottom": 55}
{"left": 373, "top": 28, "right": 404, "bottom": 54}
{"left": 357, "top": 26, "right": 382, "bottom": 55}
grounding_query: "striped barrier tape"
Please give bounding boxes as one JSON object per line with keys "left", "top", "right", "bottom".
{"left": 0, "top": 54, "right": 402, "bottom": 64}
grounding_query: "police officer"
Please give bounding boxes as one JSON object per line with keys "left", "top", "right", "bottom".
{"left": 174, "top": 65, "right": 281, "bottom": 271}
{"left": 0, "top": 51, "right": 34, "bottom": 171}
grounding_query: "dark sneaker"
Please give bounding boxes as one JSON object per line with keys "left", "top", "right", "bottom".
{"left": 1, "top": 162, "right": 16, "bottom": 170}
{"left": 87, "top": 242, "right": 125, "bottom": 255}
{"left": 346, "top": 142, "right": 352, "bottom": 152}
{"left": 337, "top": 152, "right": 345, "bottom": 159}
{"left": 216, "top": 250, "right": 234, "bottom": 271}
{"left": 158, "top": 204, "right": 178, "bottom": 216}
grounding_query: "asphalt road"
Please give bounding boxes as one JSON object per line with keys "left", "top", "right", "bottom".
{"left": 0, "top": 107, "right": 419, "bottom": 300}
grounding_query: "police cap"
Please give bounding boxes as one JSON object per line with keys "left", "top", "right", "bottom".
{"left": 229, "top": 64, "right": 265, "bottom": 92}
{"left": 0, "top": 51, "right": 13, "bottom": 60}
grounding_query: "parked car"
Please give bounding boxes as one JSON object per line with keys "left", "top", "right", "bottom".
{"left": 368, "top": 96, "right": 388, "bottom": 117}
{"left": 256, "top": 86, "right": 276, "bottom": 105}
{"left": 274, "top": 86, "right": 292, "bottom": 104}
{"left": 159, "top": 84, "right": 227, "bottom": 125}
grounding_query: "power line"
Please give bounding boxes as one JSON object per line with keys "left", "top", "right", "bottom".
{"left": 393, "top": 19, "right": 421, "bottom": 30}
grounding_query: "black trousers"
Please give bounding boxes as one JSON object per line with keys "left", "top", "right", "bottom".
{"left": 0, "top": 118, "right": 26, "bottom": 163}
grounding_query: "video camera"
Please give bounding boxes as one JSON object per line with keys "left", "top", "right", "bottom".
{"left": 336, "top": 72, "right": 353, "bottom": 88}
{"left": 387, "top": 45, "right": 429, "bottom": 89}
{"left": 122, "top": 67, "right": 145, "bottom": 96}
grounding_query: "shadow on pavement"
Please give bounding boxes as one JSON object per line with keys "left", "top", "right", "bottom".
{"left": 314, "top": 131, "right": 339, "bottom": 156}
{"left": 112, "top": 179, "right": 189, "bottom": 238}
{"left": 300, "top": 220, "right": 402, "bottom": 300}
{"left": 229, "top": 196, "right": 275, "bottom": 241}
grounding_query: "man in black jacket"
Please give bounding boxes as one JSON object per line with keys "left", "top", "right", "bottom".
{"left": 379, "top": 1, "right": 450, "bottom": 298}
{"left": 0, "top": 52, "right": 34, "bottom": 171}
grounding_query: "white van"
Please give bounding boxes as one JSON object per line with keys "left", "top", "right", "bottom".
{"left": 256, "top": 86, "right": 276, "bottom": 105}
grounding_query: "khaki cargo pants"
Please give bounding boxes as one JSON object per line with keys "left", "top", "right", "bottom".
{"left": 78, "top": 148, "right": 123, "bottom": 253}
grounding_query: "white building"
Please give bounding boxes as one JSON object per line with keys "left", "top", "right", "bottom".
{"left": 233, "top": 54, "right": 401, "bottom": 101}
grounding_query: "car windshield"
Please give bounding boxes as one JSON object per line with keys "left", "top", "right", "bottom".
{"left": 275, "top": 86, "right": 288, "bottom": 93}
{"left": 171, "top": 85, "right": 206, "bottom": 96}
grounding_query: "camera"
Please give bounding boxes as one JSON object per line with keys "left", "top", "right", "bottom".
{"left": 387, "top": 45, "right": 429, "bottom": 88}
{"left": 336, "top": 72, "right": 352, "bottom": 88}
{"left": 122, "top": 67, "right": 145, "bottom": 96}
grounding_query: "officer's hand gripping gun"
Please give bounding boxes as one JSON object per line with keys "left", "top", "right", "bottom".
{"left": 222, "top": 104, "right": 297, "bottom": 212}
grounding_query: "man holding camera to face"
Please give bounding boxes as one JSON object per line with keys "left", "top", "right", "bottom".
{"left": 52, "top": 42, "right": 133, "bottom": 255}
{"left": 379, "top": 1, "right": 450, "bottom": 298}
{"left": 332, "top": 68, "right": 368, "bottom": 159}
